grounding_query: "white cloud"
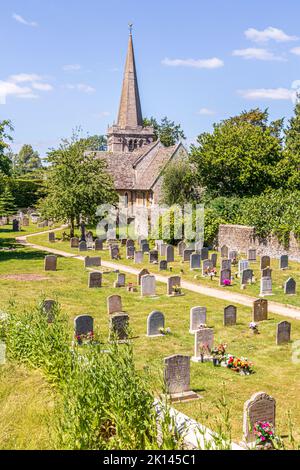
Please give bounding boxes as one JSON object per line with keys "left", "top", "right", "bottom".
{"left": 63, "top": 64, "right": 81, "bottom": 71}
{"left": 245, "top": 27, "right": 298, "bottom": 43}
{"left": 232, "top": 48, "right": 285, "bottom": 61}
{"left": 238, "top": 87, "right": 294, "bottom": 100}
{"left": 290, "top": 47, "right": 300, "bottom": 56}
{"left": 0, "top": 73, "right": 53, "bottom": 103}
{"left": 10, "top": 73, "right": 42, "bottom": 83}
{"left": 12, "top": 13, "right": 38, "bottom": 27}
{"left": 65, "top": 83, "right": 95, "bottom": 93}
{"left": 161, "top": 57, "right": 224, "bottom": 69}
{"left": 32, "top": 82, "right": 53, "bottom": 91}
{"left": 197, "top": 108, "right": 216, "bottom": 115}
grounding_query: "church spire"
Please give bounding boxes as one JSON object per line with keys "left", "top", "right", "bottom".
{"left": 117, "top": 25, "right": 143, "bottom": 129}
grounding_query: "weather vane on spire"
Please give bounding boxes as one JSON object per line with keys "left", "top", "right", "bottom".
{"left": 128, "top": 23, "right": 133, "bottom": 35}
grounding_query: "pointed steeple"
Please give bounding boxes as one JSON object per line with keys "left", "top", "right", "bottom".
{"left": 117, "top": 26, "right": 143, "bottom": 129}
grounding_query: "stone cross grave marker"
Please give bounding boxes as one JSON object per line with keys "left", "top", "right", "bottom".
{"left": 166, "top": 245, "right": 174, "bottom": 263}
{"left": 167, "top": 275, "right": 181, "bottom": 295}
{"left": 260, "top": 255, "right": 270, "bottom": 270}
{"left": 243, "top": 392, "right": 276, "bottom": 443}
{"left": 88, "top": 271, "right": 102, "bottom": 288}
{"left": 253, "top": 299, "right": 268, "bottom": 322}
{"left": 147, "top": 311, "right": 165, "bottom": 336}
{"left": 279, "top": 255, "right": 288, "bottom": 270}
{"left": 192, "top": 328, "right": 214, "bottom": 362}
{"left": 44, "top": 255, "right": 57, "bottom": 271}
{"left": 284, "top": 277, "right": 296, "bottom": 295}
{"left": 276, "top": 321, "right": 291, "bottom": 345}
{"left": 190, "top": 253, "right": 201, "bottom": 270}
{"left": 220, "top": 245, "right": 229, "bottom": 258}
{"left": 189, "top": 306, "right": 207, "bottom": 333}
{"left": 137, "top": 268, "right": 150, "bottom": 285}
{"left": 224, "top": 305, "right": 237, "bottom": 326}
{"left": 74, "top": 315, "right": 94, "bottom": 344}
{"left": 107, "top": 294, "right": 123, "bottom": 315}
{"left": 141, "top": 274, "right": 156, "bottom": 296}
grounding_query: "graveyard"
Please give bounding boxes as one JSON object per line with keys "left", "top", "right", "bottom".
{"left": 1, "top": 224, "right": 300, "bottom": 448}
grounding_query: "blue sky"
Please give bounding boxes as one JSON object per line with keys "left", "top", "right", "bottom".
{"left": 1, "top": 0, "right": 300, "bottom": 157}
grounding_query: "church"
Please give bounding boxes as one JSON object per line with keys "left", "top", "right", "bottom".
{"left": 94, "top": 28, "right": 188, "bottom": 211}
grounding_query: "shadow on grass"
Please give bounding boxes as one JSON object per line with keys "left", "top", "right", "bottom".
{"left": 0, "top": 248, "right": 48, "bottom": 262}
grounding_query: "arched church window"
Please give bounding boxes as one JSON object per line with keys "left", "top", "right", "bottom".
{"left": 124, "top": 192, "right": 129, "bottom": 208}
{"left": 128, "top": 139, "right": 134, "bottom": 151}
{"left": 134, "top": 139, "right": 138, "bottom": 149}
{"left": 139, "top": 139, "right": 143, "bottom": 147}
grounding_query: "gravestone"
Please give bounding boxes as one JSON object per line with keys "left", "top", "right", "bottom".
{"left": 261, "top": 267, "right": 272, "bottom": 278}
{"left": 48, "top": 232, "right": 55, "bottom": 242}
{"left": 70, "top": 237, "right": 79, "bottom": 248}
{"left": 224, "top": 305, "right": 237, "bottom": 326}
{"left": 238, "top": 260, "right": 249, "bottom": 277}
{"left": 110, "top": 245, "right": 119, "bottom": 260}
{"left": 94, "top": 239, "right": 103, "bottom": 251}
{"left": 139, "top": 239, "right": 148, "bottom": 248}
{"left": 86, "top": 232, "right": 94, "bottom": 249}
{"left": 160, "top": 244, "right": 167, "bottom": 257}
{"left": 149, "top": 250, "right": 158, "bottom": 264}
{"left": 241, "top": 269, "right": 253, "bottom": 285}
{"left": 12, "top": 219, "right": 20, "bottom": 231}
{"left": 42, "top": 299, "right": 56, "bottom": 323}
{"left": 260, "top": 277, "right": 273, "bottom": 296}
{"left": 159, "top": 260, "right": 168, "bottom": 271}
{"left": 142, "top": 243, "right": 150, "bottom": 253}
{"left": 221, "top": 259, "right": 231, "bottom": 270}
{"left": 202, "top": 259, "right": 213, "bottom": 275}
{"left": 220, "top": 245, "right": 229, "bottom": 258}
{"left": 211, "top": 253, "right": 217, "bottom": 268}
{"left": 141, "top": 274, "right": 156, "bottom": 296}
{"left": 115, "top": 273, "right": 126, "bottom": 288}
{"left": 88, "top": 271, "right": 102, "bottom": 288}
{"left": 276, "top": 321, "right": 291, "bottom": 345}
{"left": 84, "top": 256, "right": 101, "bottom": 268}
{"left": 0, "top": 342, "right": 6, "bottom": 365}
{"left": 248, "top": 248, "right": 257, "bottom": 261}
{"left": 147, "top": 311, "right": 165, "bottom": 336}
{"left": 183, "top": 249, "right": 194, "bottom": 262}
{"left": 284, "top": 277, "right": 296, "bottom": 295}
{"left": 22, "top": 217, "right": 29, "bottom": 227}
{"left": 219, "top": 268, "right": 231, "bottom": 286}
{"left": 137, "top": 268, "right": 150, "bottom": 285}
{"left": 44, "top": 255, "right": 57, "bottom": 271}
{"left": 126, "top": 239, "right": 135, "bottom": 249}
{"left": 190, "top": 253, "right": 201, "bottom": 270}
{"left": 109, "top": 313, "right": 129, "bottom": 341}
{"left": 164, "top": 355, "right": 197, "bottom": 401}
{"left": 166, "top": 245, "right": 174, "bottom": 263}
{"left": 126, "top": 245, "right": 135, "bottom": 259}
{"left": 107, "top": 294, "right": 123, "bottom": 315}
{"left": 79, "top": 241, "right": 87, "bottom": 252}
{"left": 178, "top": 241, "right": 186, "bottom": 256}
{"left": 134, "top": 251, "right": 143, "bottom": 264}
{"left": 253, "top": 299, "right": 268, "bottom": 322}
{"left": 74, "top": 315, "right": 94, "bottom": 343}
{"left": 243, "top": 392, "right": 276, "bottom": 443}
{"left": 167, "top": 275, "right": 181, "bottom": 295}
{"left": 229, "top": 250, "right": 238, "bottom": 261}
{"left": 200, "top": 247, "right": 209, "bottom": 261}
{"left": 189, "top": 306, "right": 207, "bottom": 333}
{"left": 260, "top": 255, "right": 270, "bottom": 270}
{"left": 279, "top": 255, "right": 288, "bottom": 270}
{"left": 192, "top": 328, "right": 214, "bottom": 361}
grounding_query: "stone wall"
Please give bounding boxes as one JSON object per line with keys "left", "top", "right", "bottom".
{"left": 218, "top": 224, "right": 300, "bottom": 261}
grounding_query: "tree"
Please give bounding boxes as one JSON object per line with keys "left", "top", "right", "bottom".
{"left": 0, "top": 120, "right": 13, "bottom": 175}
{"left": 279, "top": 97, "right": 300, "bottom": 190}
{"left": 85, "top": 134, "right": 107, "bottom": 151}
{"left": 13, "top": 144, "right": 42, "bottom": 175}
{"left": 39, "top": 134, "right": 118, "bottom": 237}
{"left": 143, "top": 116, "right": 186, "bottom": 147}
{"left": 160, "top": 159, "right": 198, "bottom": 205}
{"left": 0, "top": 186, "right": 17, "bottom": 216}
{"left": 190, "top": 109, "right": 283, "bottom": 198}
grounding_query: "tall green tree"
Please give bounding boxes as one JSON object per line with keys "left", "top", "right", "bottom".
{"left": 161, "top": 159, "right": 198, "bottom": 205}
{"left": 190, "top": 109, "right": 283, "bottom": 198}
{"left": 279, "top": 97, "right": 300, "bottom": 189}
{"left": 13, "top": 144, "right": 42, "bottom": 175}
{"left": 143, "top": 116, "right": 186, "bottom": 147}
{"left": 0, "top": 120, "right": 13, "bottom": 175}
{"left": 0, "top": 186, "right": 17, "bottom": 216}
{"left": 39, "top": 134, "right": 118, "bottom": 237}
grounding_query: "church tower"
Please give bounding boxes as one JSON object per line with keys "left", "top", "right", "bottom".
{"left": 107, "top": 26, "right": 155, "bottom": 153}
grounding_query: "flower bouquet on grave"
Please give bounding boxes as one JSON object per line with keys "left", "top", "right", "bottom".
{"left": 222, "top": 278, "right": 231, "bottom": 287}
{"left": 211, "top": 343, "right": 227, "bottom": 366}
{"left": 159, "top": 327, "right": 171, "bottom": 336}
{"left": 254, "top": 421, "right": 279, "bottom": 450}
{"left": 209, "top": 267, "right": 217, "bottom": 280}
{"left": 75, "top": 331, "right": 95, "bottom": 346}
{"left": 249, "top": 322, "right": 259, "bottom": 334}
{"left": 231, "top": 256, "right": 238, "bottom": 266}
{"left": 172, "top": 284, "right": 182, "bottom": 295}
{"left": 226, "top": 355, "right": 253, "bottom": 375}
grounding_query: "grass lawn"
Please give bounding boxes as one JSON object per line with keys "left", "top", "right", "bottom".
{"left": 30, "top": 227, "right": 300, "bottom": 309}
{"left": 1, "top": 235, "right": 300, "bottom": 448}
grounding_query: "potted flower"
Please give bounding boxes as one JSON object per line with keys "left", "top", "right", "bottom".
{"left": 249, "top": 322, "right": 259, "bottom": 334}
{"left": 254, "top": 421, "right": 277, "bottom": 450}
{"left": 226, "top": 355, "right": 253, "bottom": 375}
{"left": 75, "top": 330, "right": 94, "bottom": 346}
{"left": 211, "top": 343, "right": 227, "bottom": 366}
{"left": 159, "top": 327, "right": 171, "bottom": 336}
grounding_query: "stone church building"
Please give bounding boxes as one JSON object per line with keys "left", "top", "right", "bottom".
{"left": 95, "top": 29, "right": 188, "bottom": 212}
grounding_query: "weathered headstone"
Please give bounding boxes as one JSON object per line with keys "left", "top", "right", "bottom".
{"left": 147, "top": 311, "right": 165, "bottom": 336}
{"left": 200, "top": 247, "right": 209, "bottom": 261}
{"left": 279, "top": 255, "right": 288, "bottom": 270}
{"left": 189, "top": 306, "right": 207, "bottom": 333}
{"left": 84, "top": 256, "right": 101, "bottom": 268}
{"left": 44, "top": 255, "right": 57, "bottom": 271}
{"left": 149, "top": 250, "right": 158, "bottom": 264}
{"left": 164, "top": 355, "right": 197, "bottom": 400}
{"left": 261, "top": 267, "right": 272, "bottom": 278}
{"left": 110, "top": 245, "right": 119, "bottom": 260}
{"left": 167, "top": 275, "right": 181, "bottom": 296}
{"left": 42, "top": 299, "right": 56, "bottom": 323}
{"left": 109, "top": 313, "right": 129, "bottom": 341}
{"left": 241, "top": 268, "right": 253, "bottom": 285}
{"left": 243, "top": 392, "right": 276, "bottom": 443}
{"left": 142, "top": 243, "right": 150, "bottom": 253}
{"left": 178, "top": 241, "right": 186, "bottom": 256}
{"left": 248, "top": 248, "right": 257, "bottom": 261}
{"left": 70, "top": 237, "right": 79, "bottom": 248}
{"left": 202, "top": 259, "right": 213, "bottom": 276}
{"left": 94, "top": 238, "right": 103, "bottom": 251}
{"left": 260, "top": 255, "right": 270, "bottom": 270}
{"left": 166, "top": 245, "right": 174, "bottom": 263}
{"left": 114, "top": 273, "right": 126, "bottom": 288}
{"left": 284, "top": 277, "right": 296, "bottom": 295}
{"left": 238, "top": 260, "right": 249, "bottom": 277}
{"left": 260, "top": 277, "right": 273, "bottom": 296}
{"left": 88, "top": 271, "right": 102, "bottom": 288}
{"left": 183, "top": 249, "right": 194, "bottom": 262}
{"left": 12, "top": 219, "right": 20, "bottom": 232}
{"left": 74, "top": 315, "right": 94, "bottom": 343}
{"left": 79, "top": 241, "right": 87, "bottom": 252}
{"left": 107, "top": 294, "right": 123, "bottom": 315}
{"left": 211, "top": 253, "right": 217, "bottom": 268}
{"left": 22, "top": 216, "right": 29, "bottom": 227}
{"left": 190, "top": 253, "right": 201, "bottom": 270}
{"left": 86, "top": 232, "right": 94, "bottom": 249}
{"left": 159, "top": 243, "right": 167, "bottom": 257}
{"left": 220, "top": 245, "right": 229, "bottom": 258}
{"left": 219, "top": 268, "right": 231, "bottom": 286}
{"left": 192, "top": 328, "right": 214, "bottom": 361}
{"left": 126, "top": 239, "right": 135, "bottom": 249}
{"left": 137, "top": 268, "right": 150, "bottom": 285}
{"left": 126, "top": 245, "right": 135, "bottom": 259}
{"left": 253, "top": 299, "right": 268, "bottom": 322}
{"left": 141, "top": 274, "right": 156, "bottom": 296}
{"left": 159, "top": 260, "right": 168, "bottom": 271}
{"left": 229, "top": 250, "right": 238, "bottom": 261}
{"left": 224, "top": 305, "right": 237, "bottom": 326}
{"left": 134, "top": 251, "right": 144, "bottom": 264}
{"left": 276, "top": 321, "right": 291, "bottom": 345}
{"left": 48, "top": 232, "right": 55, "bottom": 242}
{"left": 221, "top": 259, "right": 231, "bottom": 270}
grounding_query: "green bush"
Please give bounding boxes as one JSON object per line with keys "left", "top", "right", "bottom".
{"left": 8, "top": 178, "right": 45, "bottom": 209}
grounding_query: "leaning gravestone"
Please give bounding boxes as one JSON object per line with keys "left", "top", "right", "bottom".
{"left": 243, "top": 392, "right": 276, "bottom": 443}
{"left": 224, "top": 305, "right": 237, "bottom": 326}
{"left": 70, "top": 237, "right": 79, "bottom": 248}
{"left": 109, "top": 313, "right": 129, "bottom": 341}
{"left": 190, "top": 253, "right": 201, "bottom": 270}
{"left": 192, "top": 328, "right": 214, "bottom": 362}
{"left": 159, "top": 260, "right": 168, "bottom": 271}
{"left": 253, "top": 299, "right": 268, "bottom": 322}
{"left": 107, "top": 294, "right": 123, "bottom": 315}
{"left": 166, "top": 245, "right": 174, "bottom": 263}
{"left": 211, "top": 253, "right": 217, "bottom": 268}
{"left": 189, "top": 306, "right": 207, "bottom": 333}
{"left": 147, "top": 311, "right": 165, "bottom": 336}
{"left": 241, "top": 269, "right": 253, "bottom": 285}
{"left": 183, "top": 249, "right": 194, "bottom": 262}
{"left": 126, "top": 245, "right": 135, "bottom": 259}
{"left": 167, "top": 275, "right": 181, "bottom": 295}
{"left": 202, "top": 259, "right": 213, "bottom": 275}
{"left": 114, "top": 273, "right": 126, "bottom": 288}
{"left": 284, "top": 277, "right": 296, "bottom": 295}
{"left": 220, "top": 245, "right": 229, "bottom": 258}
{"left": 200, "top": 247, "right": 209, "bottom": 261}
{"left": 260, "top": 255, "right": 270, "bottom": 270}
{"left": 149, "top": 250, "right": 158, "bottom": 264}
{"left": 164, "top": 355, "right": 198, "bottom": 401}
{"left": 42, "top": 299, "right": 56, "bottom": 323}
{"left": 79, "top": 241, "right": 87, "bottom": 252}
{"left": 248, "top": 248, "right": 257, "bottom": 261}
{"left": 88, "top": 272, "right": 102, "bottom": 288}
{"left": 219, "top": 268, "right": 231, "bottom": 286}
{"left": 44, "top": 255, "right": 57, "bottom": 271}
{"left": 276, "top": 321, "right": 291, "bottom": 345}
{"left": 48, "top": 232, "right": 55, "bottom": 242}
{"left": 74, "top": 315, "right": 94, "bottom": 344}
{"left": 260, "top": 277, "right": 273, "bottom": 296}
{"left": 94, "top": 238, "right": 103, "bottom": 251}
{"left": 84, "top": 256, "right": 101, "bottom": 268}
{"left": 141, "top": 274, "right": 156, "bottom": 296}
{"left": 279, "top": 255, "right": 289, "bottom": 270}
{"left": 137, "top": 268, "right": 150, "bottom": 285}
{"left": 221, "top": 259, "right": 231, "bottom": 270}
{"left": 134, "top": 251, "right": 143, "bottom": 264}
{"left": 178, "top": 241, "right": 186, "bottom": 256}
